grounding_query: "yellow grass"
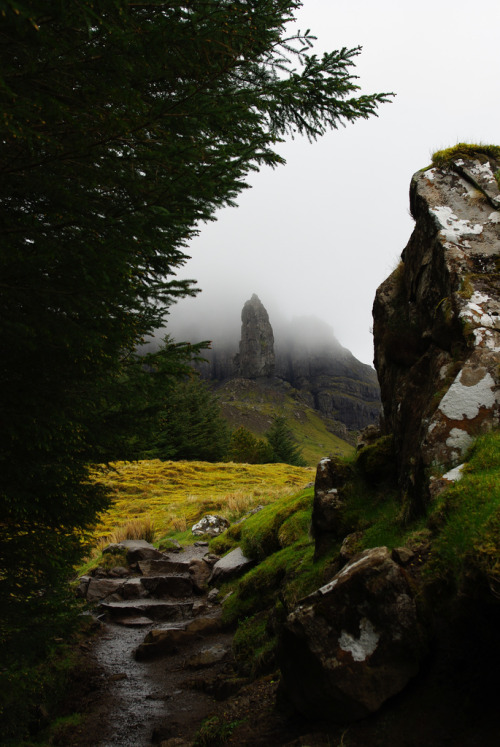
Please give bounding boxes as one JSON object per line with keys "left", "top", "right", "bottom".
{"left": 91, "top": 459, "right": 313, "bottom": 545}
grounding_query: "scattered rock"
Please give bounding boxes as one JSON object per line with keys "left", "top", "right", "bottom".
{"left": 102, "top": 539, "right": 152, "bottom": 555}
{"left": 134, "top": 615, "right": 222, "bottom": 660}
{"left": 278, "top": 546, "right": 428, "bottom": 723}
{"left": 207, "top": 588, "right": 220, "bottom": 604}
{"left": 189, "top": 558, "right": 212, "bottom": 593}
{"left": 210, "top": 547, "right": 253, "bottom": 584}
{"left": 99, "top": 599, "right": 194, "bottom": 623}
{"left": 126, "top": 545, "right": 165, "bottom": 563}
{"left": 108, "top": 566, "right": 130, "bottom": 578}
{"left": 85, "top": 578, "right": 127, "bottom": 603}
{"left": 392, "top": 547, "right": 415, "bottom": 566}
{"left": 339, "top": 532, "right": 364, "bottom": 562}
{"left": 157, "top": 538, "right": 183, "bottom": 553}
{"left": 75, "top": 575, "right": 91, "bottom": 598}
{"left": 186, "top": 644, "right": 228, "bottom": 669}
{"left": 191, "top": 515, "right": 230, "bottom": 537}
{"left": 357, "top": 424, "right": 382, "bottom": 450}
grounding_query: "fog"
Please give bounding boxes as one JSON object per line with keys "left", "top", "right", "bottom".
{"left": 164, "top": 0, "right": 500, "bottom": 366}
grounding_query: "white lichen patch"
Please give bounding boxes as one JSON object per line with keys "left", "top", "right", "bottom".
{"left": 488, "top": 211, "right": 500, "bottom": 224}
{"left": 442, "top": 463, "right": 466, "bottom": 482}
{"left": 469, "top": 160, "right": 497, "bottom": 183}
{"left": 446, "top": 428, "right": 474, "bottom": 459}
{"left": 425, "top": 168, "right": 438, "bottom": 181}
{"left": 338, "top": 618, "right": 380, "bottom": 662}
{"left": 439, "top": 370, "right": 496, "bottom": 420}
{"left": 459, "top": 292, "right": 500, "bottom": 335}
{"left": 430, "top": 206, "right": 483, "bottom": 243}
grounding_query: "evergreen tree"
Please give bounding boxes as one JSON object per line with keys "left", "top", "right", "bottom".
{"left": 151, "top": 376, "right": 230, "bottom": 462}
{"left": 227, "top": 426, "right": 274, "bottom": 464}
{"left": 266, "top": 415, "right": 306, "bottom": 466}
{"left": 0, "top": 0, "right": 390, "bottom": 669}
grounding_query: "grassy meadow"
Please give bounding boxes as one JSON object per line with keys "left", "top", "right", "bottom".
{"left": 90, "top": 459, "right": 313, "bottom": 549}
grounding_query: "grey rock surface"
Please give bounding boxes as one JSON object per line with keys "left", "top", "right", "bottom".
{"left": 373, "top": 153, "right": 500, "bottom": 514}
{"left": 210, "top": 547, "right": 253, "bottom": 584}
{"left": 278, "top": 547, "right": 427, "bottom": 722}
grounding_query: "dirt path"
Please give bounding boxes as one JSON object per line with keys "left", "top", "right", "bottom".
{"left": 67, "top": 543, "right": 241, "bottom": 746}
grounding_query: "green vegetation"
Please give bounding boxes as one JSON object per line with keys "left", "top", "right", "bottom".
{"left": 0, "top": 0, "right": 389, "bottom": 686}
{"left": 266, "top": 415, "right": 307, "bottom": 466}
{"left": 218, "top": 379, "right": 355, "bottom": 465}
{"left": 0, "top": 617, "right": 93, "bottom": 746}
{"left": 194, "top": 715, "right": 244, "bottom": 747}
{"left": 428, "top": 431, "right": 500, "bottom": 591}
{"left": 150, "top": 376, "right": 230, "bottom": 462}
{"left": 90, "top": 458, "right": 312, "bottom": 547}
{"left": 431, "top": 142, "right": 500, "bottom": 166}
{"left": 431, "top": 143, "right": 500, "bottom": 188}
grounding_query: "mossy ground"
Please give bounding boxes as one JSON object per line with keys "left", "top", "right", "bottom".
{"left": 90, "top": 459, "right": 312, "bottom": 544}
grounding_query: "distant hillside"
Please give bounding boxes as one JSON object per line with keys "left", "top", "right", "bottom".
{"left": 215, "top": 376, "right": 354, "bottom": 465}
{"left": 191, "top": 295, "right": 381, "bottom": 445}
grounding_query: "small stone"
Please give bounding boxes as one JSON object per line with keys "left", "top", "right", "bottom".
{"left": 391, "top": 547, "right": 415, "bottom": 566}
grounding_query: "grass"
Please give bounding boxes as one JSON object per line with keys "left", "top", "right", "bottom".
{"left": 428, "top": 431, "right": 500, "bottom": 591}
{"left": 89, "top": 459, "right": 313, "bottom": 547}
{"left": 431, "top": 142, "right": 500, "bottom": 166}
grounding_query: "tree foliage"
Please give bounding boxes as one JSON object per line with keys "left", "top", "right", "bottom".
{"left": 0, "top": 0, "right": 390, "bottom": 666}
{"left": 151, "top": 376, "right": 230, "bottom": 461}
{"left": 227, "top": 426, "right": 274, "bottom": 464}
{"left": 266, "top": 415, "right": 306, "bottom": 466}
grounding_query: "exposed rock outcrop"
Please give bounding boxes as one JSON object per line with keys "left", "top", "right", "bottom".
{"left": 278, "top": 546, "right": 427, "bottom": 722}
{"left": 195, "top": 297, "right": 380, "bottom": 435}
{"left": 235, "top": 293, "right": 275, "bottom": 378}
{"left": 373, "top": 152, "right": 500, "bottom": 515}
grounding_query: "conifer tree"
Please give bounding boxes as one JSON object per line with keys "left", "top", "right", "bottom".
{"left": 151, "top": 377, "right": 230, "bottom": 462}
{"left": 0, "top": 0, "right": 391, "bottom": 664}
{"left": 266, "top": 415, "right": 306, "bottom": 466}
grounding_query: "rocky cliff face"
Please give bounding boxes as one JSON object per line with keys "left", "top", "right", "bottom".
{"left": 195, "top": 299, "right": 380, "bottom": 434}
{"left": 234, "top": 293, "right": 275, "bottom": 378}
{"left": 373, "top": 150, "right": 500, "bottom": 515}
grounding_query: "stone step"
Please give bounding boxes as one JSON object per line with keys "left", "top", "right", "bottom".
{"left": 139, "top": 575, "right": 194, "bottom": 598}
{"left": 134, "top": 614, "right": 222, "bottom": 660}
{"left": 99, "top": 599, "right": 194, "bottom": 622}
{"left": 138, "top": 559, "right": 191, "bottom": 576}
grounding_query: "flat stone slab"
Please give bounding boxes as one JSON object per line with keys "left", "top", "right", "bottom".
{"left": 99, "top": 599, "right": 194, "bottom": 622}
{"left": 138, "top": 559, "right": 191, "bottom": 576}
{"left": 140, "top": 575, "right": 193, "bottom": 598}
{"left": 134, "top": 614, "right": 222, "bottom": 660}
{"left": 210, "top": 547, "right": 253, "bottom": 584}
{"left": 113, "top": 615, "right": 155, "bottom": 627}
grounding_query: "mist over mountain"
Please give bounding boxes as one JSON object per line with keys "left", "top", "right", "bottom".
{"left": 159, "top": 294, "right": 381, "bottom": 436}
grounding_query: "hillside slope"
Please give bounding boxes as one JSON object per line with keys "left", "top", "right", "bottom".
{"left": 214, "top": 376, "right": 354, "bottom": 464}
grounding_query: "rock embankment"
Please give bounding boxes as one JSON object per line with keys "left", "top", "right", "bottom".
{"left": 373, "top": 151, "right": 500, "bottom": 515}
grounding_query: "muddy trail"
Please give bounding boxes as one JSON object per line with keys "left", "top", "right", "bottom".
{"left": 67, "top": 541, "right": 297, "bottom": 747}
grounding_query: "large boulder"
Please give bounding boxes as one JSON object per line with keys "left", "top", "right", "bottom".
{"left": 373, "top": 151, "right": 500, "bottom": 515}
{"left": 209, "top": 547, "right": 253, "bottom": 584}
{"left": 277, "top": 547, "right": 427, "bottom": 723}
{"left": 191, "top": 515, "right": 230, "bottom": 537}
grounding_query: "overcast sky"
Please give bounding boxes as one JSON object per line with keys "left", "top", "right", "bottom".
{"left": 166, "top": 0, "right": 499, "bottom": 366}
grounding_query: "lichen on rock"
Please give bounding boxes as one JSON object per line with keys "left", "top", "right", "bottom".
{"left": 373, "top": 147, "right": 500, "bottom": 515}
